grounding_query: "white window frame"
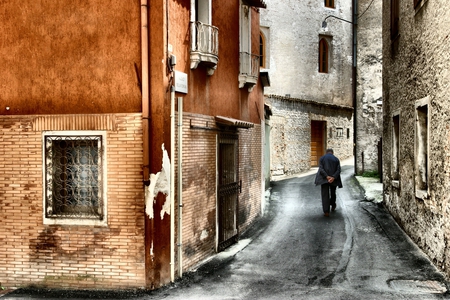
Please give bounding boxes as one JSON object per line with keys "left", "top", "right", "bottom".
{"left": 238, "top": 2, "right": 260, "bottom": 91}
{"left": 414, "top": 97, "right": 429, "bottom": 199}
{"left": 42, "top": 131, "right": 108, "bottom": 226}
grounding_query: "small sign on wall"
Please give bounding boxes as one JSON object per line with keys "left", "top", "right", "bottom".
{"left": 174, "top": 71, "right": 188, "bottom": 94}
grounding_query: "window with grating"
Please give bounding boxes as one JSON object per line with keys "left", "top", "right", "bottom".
{"left": 44, "top": 133, "right": 106, "bottom": 225}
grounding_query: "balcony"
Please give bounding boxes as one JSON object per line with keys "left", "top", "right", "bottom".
{"left": 190, "top": 21, "right": 219, "bottom": 75}
{"left": 239, "top": 52, "right": 260, "bottom": 92}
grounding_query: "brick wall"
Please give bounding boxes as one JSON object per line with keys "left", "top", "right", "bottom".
{"left": 0, "top": 113, "right": 146, "bottom": 289}
{"left": 176, "top": 113, "right": 217, "bottom": 271}
{"left": 176, "top": 113, "right": 263, "bottom": 272}
{"left": 238, "top": 125, "right": 263, "bottom": 230}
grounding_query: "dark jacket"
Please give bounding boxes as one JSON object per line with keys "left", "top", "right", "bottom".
{"left": 314, "top": 153, "right": 343, "bottom": 188}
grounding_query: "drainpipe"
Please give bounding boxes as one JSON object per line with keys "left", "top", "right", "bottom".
{"left": 170, "top": 87, "right": 175, "bottom": 282}
{"left": 177, "top": 97, "right": 183, "bottom": 278}
{"left": 141, "top": 0, "right": 150, "bottom": 185}
{"left": 352, "top": 0, "right": 358, "bottom": 175}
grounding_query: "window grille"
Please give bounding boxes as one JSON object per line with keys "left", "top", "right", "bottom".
{"left": 44, "top": 135, "right": 103, "bottom": 220}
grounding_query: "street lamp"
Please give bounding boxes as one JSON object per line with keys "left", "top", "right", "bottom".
{"left": 321, "top": 10, "right": 358, "bottom": 174}
{"left": 321, "top": 15, "right": 354, "bottom": 29}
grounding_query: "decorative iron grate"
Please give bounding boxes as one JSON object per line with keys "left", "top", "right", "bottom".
{"left": 44, "top": 135, "right": 103, "bottom": 220}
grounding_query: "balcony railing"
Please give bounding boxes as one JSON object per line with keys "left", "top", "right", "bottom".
{"left": 190, "top": 21, "right": 219, "bottom": 75}
{"left": 239, "top": 52, "right": 260, "bottom": 91}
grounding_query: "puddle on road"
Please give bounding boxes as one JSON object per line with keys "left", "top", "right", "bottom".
{"left": 389, "top": 280, "right": 447, "bottom": 294}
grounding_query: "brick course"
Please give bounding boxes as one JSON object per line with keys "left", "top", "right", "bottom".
{"left": 0, "top": 113, "right": 146, "bottom": 289}
{"left": 175, "top": 113, "right": 263, "bottom": 272}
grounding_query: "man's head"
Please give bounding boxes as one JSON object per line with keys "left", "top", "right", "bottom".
{"left": 326, "top": 149, "right": 334, "bottom": 154}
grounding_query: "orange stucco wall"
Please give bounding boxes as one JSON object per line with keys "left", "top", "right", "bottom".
{"left": 0, "top": 1, "right": 142, "bottom": 115}
{"left": 168, "top": 1, "right": 264, "bottom": 125}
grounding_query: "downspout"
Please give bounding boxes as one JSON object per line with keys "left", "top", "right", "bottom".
{"left": 170, "top": 87, "right": 175, "bottom": 282}
{"left": 166, "top": 0, "right": 176, "bottom": 283}
{"left": 352, "top": 0, "right": 358, "bottom": 175}
{"left": 141, "top": 1, "right": 152, "bottom": 287}
{"left": 177, "top": 97, "right": 183, "bottom": 278}
{"left": 141, "top": 0, "right": 150, "bottom": 185}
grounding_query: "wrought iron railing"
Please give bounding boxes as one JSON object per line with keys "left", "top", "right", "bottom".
{"left": 239, "top": 52, "right": 260, "bottom": 78}
{"left": 190, "top": 21, "right": 219, "bottom": 56}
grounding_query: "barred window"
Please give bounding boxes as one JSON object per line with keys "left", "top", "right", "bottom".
{"left": 44, "top": 132, "right": 106, "bottom": 225}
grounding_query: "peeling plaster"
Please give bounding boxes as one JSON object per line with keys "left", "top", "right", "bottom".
{"left": 200, "top": 230, "right": 208, "bottom": 241}
{"left": 145, "top": 144, "right": 171, "bottom": 219}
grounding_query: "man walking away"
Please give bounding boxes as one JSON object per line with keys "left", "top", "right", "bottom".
{"left": 314, "top": 149, "right": 343, "bottom": 217}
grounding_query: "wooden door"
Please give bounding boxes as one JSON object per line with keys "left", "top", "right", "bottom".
{"left": 311, "top": 121, "right": 325, "bottom": 167}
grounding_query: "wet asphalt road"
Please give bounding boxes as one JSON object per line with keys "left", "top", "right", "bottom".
{"left": 5, "top": 161, "right": 450, "bottom": 299}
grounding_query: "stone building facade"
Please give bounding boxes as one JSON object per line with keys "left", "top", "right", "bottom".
{"left": 267, "top": 96, "right": 353, "bottom": 176}
{"left": 382, "top": 0, "right": 450, "bottom": 277}
{"left": 355, "top": 0, "right": 383, "bottom": 175}
{"left": 260, "top": 0, "right": 354, "bottom": 176}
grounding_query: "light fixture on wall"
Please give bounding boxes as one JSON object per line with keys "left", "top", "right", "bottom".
{"left": 321, "top": 15, "right": 354, "bottom": 29}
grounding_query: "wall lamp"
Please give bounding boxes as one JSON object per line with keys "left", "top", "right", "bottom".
{"left": 321, "top": 15, "right": 354, "bottom": 29}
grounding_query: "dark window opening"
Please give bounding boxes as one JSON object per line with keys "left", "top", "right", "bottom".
{"left": 319, "top": 38, "right": 329, "bottom": 73}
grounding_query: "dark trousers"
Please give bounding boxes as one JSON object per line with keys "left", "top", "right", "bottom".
{"left": 321, "top": 183, "right": 337, "bottom": 213}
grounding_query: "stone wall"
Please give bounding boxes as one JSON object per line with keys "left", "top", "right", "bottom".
{"left": 260, "top": 0, "right": 353, "bottom": 108}
{"left": 355, "top": 0, "right": 383, "bottom": 175}
{"left": 267, "top": 96, "right": 353, "bottom": 177}
{"left": 382, "top": 0, "right": 450, "bottom": 277}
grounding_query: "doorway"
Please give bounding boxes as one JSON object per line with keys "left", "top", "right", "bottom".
{"left": 217, "top": 132, "right": 239, "bottom": 251}
{"left": 311, "top": 121, "right": 326, "bottom": 167}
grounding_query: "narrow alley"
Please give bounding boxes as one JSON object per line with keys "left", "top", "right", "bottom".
{"left": 5, "top": 159, "right": 449, "bottom": 300}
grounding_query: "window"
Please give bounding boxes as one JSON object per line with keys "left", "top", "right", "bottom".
{"left": 392, "top": 113, "right": 400, "bottom": 181}
{"left": 325, "top": 0, "right": 335, "bottom": 8}
{"left": 390, "top": 0, "right": 399, "bottom": 40}
{"left": 43, "top": 132, "right": 107, "bottom": 225}
{"left": 260, "top": 33, "right": 266, "bottom": 68}
{"left": 414, "top": 97, "right": 429, "bottom": 198}
{"left": 190, "top": 0, "right": 218, "bottom": 73}
{"left": 336, "top": 128, "right": 343, "bottom": 138}
{"left": 414, "top": 0, "right": 422, "bottom": 8}
{"left": 195, "top": 0, "right": 211, "bottom": 25}
{"left": 319, "top": 38, "right": 329, "bottom": 73}
{"left": 239, "top": 3, "right": 259, "bottom": 91}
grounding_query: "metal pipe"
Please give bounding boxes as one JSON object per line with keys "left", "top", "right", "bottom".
{"left": 177, "top": 97, "right": 183, "bottom": 278}
{"left": 353, "top": 0, "right": 358, "bottom": 174}
{"left": 170, "top": 86, "right": 175, "bottom": 282}
{"left": 141, "top": 0, "right": 150, "bottom": 185}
